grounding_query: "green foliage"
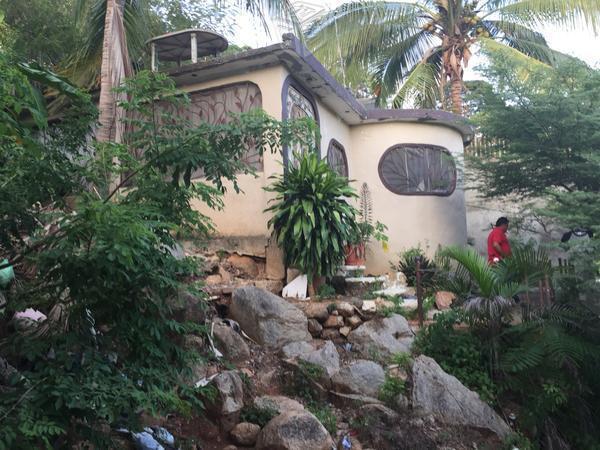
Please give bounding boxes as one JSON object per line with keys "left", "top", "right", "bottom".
{"left": 378, "top": 374, "right": 406, "bottom": 406}
{"left": 349, "top": 183, "right": 388, "bottom": 249}
{"left": 240, "top": 404, "right": 277, "bottom": 428}
{"left": 316, "top": 283, "right": 336, "bottom": 300}
{"left": 265, "top": 151, "right": 358, "bottom": 282}
{"left": 393, "top": 246, "right": 437, "bottom": 290}
{"left": 389, "top": 352, "right": 412, "bottom": 369}
{"left": 307, "top": 402, "right": 337, "bottom": 434}
{"left": 0, "top": 66, "right": 311, "bottom": 447}
{"left": 415, "top": 311, "right": 497, "bottom": 403}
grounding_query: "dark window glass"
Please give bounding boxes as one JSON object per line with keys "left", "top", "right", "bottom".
{"left": 327, "top": 140, "right": 348, "bottom": 177}
{"left": 378, "top": 144, "right": 456, "bottom": 196}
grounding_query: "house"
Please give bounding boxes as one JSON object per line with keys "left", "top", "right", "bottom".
{"left": 150, "top": 30, "right": 473, "bottom": 281}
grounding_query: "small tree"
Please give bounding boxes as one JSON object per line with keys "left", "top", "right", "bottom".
{"left": 265, "top": 152, "right": 358, "bottom": 295}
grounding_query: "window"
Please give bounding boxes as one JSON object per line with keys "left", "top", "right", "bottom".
{"left": 283, "top": 82, "right": 318, "bottom": 167}
{"left": 327, "top": 140, "right": 348, "bottom": 177}
{"left": 378, "top": 144, "right": 456, "bottom": 196}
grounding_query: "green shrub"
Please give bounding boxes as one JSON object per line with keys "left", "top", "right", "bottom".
{"left": 265, "top": 152, "right": 358, "bottom": 289}
{"left": 393, "top": 246, "right": 436, "bottom": 289}
{"left": 415, "top": 311, "right": 497, "bottom": 403}
{"left": 240, "top": 405, "right": 278, "bottom": 427}
{"left": 307, "top": 402, "right": 337, "bottom": 434}
{"left": 378, "top": 374, "right": 406, "bottom": 406}
{"left": 317, "top": 283, "right": 337, "bottom": 299}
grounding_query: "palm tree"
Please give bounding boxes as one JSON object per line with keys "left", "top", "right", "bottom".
{"left": 306, "top": 0, "right": 600, "bottom": 114}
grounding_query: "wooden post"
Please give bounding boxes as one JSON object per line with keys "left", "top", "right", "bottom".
{"left": 190, "top": 32, "right": 197, "bottom": 63}
{"left": 416, "top": 257, "right": 423, "bottom": 328}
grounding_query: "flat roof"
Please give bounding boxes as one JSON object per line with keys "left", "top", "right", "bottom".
{"left": 147, "top": 29, "right": 228, "bottom": 61}
{"left": 166, "top": 34, "right": 474, "bottom": 144}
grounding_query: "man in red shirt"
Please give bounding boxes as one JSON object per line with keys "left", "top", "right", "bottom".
{"left": 487, "top": 217, "right": 512, "bottom": 264}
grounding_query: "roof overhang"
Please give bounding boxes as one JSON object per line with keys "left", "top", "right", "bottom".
{"left": 166, "top": 34, "right": 474, "bottom": 145}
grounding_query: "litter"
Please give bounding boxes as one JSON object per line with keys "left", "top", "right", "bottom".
{"left": 13, "top": 308, "right": 46, "bottom": 322}
{"left": 195, "top": 373, "right": 218, "bottom": 388}
{"left": 0, "top": 259, "right": 14, "bottom": 288}
{"left": 152, "top": 427, "right": 175, "bottom": 447}
{"left": 132, "top": 431, "right": 164, "bottom": 450}
{"left": 341, "top": 435, "right": 352, "bottom": 449}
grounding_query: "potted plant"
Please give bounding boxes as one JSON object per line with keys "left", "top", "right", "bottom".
{"left": 345, "top": 183, "right": 388, "bottom": 266}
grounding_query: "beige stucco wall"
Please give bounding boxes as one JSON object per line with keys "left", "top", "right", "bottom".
{"left": 181, "top": 66, "right": 288, "bottom": 241}
{"left": 316, "top": 100, "right": 353, "bottom": 173}
{"left": 349, "top": 123, "right": 467, "bottom": 274}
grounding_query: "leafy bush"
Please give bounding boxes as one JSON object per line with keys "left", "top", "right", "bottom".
{"left": 378, "top": 374, "right": 406, "bottom": 406}
{"left": 0, "top": 67, "right": 312, "bottom": 448}
{"left": 415, "top": 311, "right": 497, "bottom": 403}
{"left": 240, "top": 405, "right": 278, "bottom": 428}
{"left": 316, "top": 283, "right": 337, "bottom": 300}
{"left": 265, "top": 152, "right": 358, "bottom": 288}
{"left": 393, "top": 246, "right": 437, "bottom": 290}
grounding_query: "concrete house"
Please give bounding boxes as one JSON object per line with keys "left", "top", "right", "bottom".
{"left": 150, "top": 30, "right": 473, "bottom": 281}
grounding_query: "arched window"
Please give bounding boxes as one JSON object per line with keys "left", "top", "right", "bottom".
{"left": 282, "top": 78, "right": 319, "bottom": 167}
{"left": 327, "top": 139, "right": 348, "bottom": 177}
{"left": 378, "top": 144, "right": 456, "bottom": 196}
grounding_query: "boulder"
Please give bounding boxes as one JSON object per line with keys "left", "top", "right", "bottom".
{"left": 361, "top": 300, "right": 376, "bottom": 313}
{"left": 230, "top": 422, "right": 261, "bottom": 446}
{"left": 280, "top": 341, "right": 314, "bottom": 360}
{"left": 169, "top": 291, "right": 206, "bottom": 323}
{"left": 213, "top": 321, "right": 251, "bottom": 363}
{"left": 256, "top": 410, "right": 334, "bottom": 450}
{"left": 321, "top": 328, "right": 341, "bottom": 341}
{"left": 323, "top": 315, "right": 344, "bottom": 328}
{"left": 303, "top": 303, "right": 330, "bottom": 322}
{"left": 347, "top": 314, "right": 414, "bottom": 358}
{"left": 227, "top": 254, "right": 260, "bottom": 278}
{"left": 331, "top": 360, "right": 385, "bottom": 398}
{"left": 208, "top": 371, "right": 244, "bottom": 432}
{"left": 254, "top": 279, "right": 284, "bottom": 294}
{"left": 230, "top": 287, "right": 311, "bottom": 349}
{"left": 339, "top": 326, "right": 351, "bottom": 337}
{"left": 435, "top": 291, "right": 456, "bottom": 310}
{"left": 346, "top": 315, "right": 362, "bottom": 328}
{"left": 299, "top": 341, "right": 340, "bottom": 380}
{"left": 336, "top": 302, "right": 355, "bottom": 318}
{"left": 308, "top": 318, "right": 323, "bottom": 337}
{"left": 411, "top": 355, "right": 511, "bottom": 438}
{"left": 254, "top": 395, "right": 305, "bottom": 415}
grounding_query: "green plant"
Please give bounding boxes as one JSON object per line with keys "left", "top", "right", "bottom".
{"left": 265, "top": 152, "right": 358, "bottom": 290}
{"left": 378, "top": 374, "right": 406, "bottom": 406}
{"left": 393, "top": 246, "right": 437, "bottom": 290}
{"left": 307, "top": 402, "right": 337, "bottom": 434}
{"left": 415, "top": 310, "right": 497, "bottom": 403}
{"left": 389, "top": 352, "right": 412, "bottom": 369}
{"left": 316, "top": 283, "right": 336, "bottom": 300}
{"left": 348, "top": 183, "right": 388, "bottom": 250}
{"left": 240, "top": 405, "right": 278, "bottom": 428}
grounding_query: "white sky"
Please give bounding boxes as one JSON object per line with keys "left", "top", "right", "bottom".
{"left": 229, "top": 0, "right": 600, "bottom": 78}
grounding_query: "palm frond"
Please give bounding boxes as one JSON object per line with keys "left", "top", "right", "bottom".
{"left": 391, "top": 52, "right": 442, "bottom": 108}
{"left": 439, "top": 246, "right": 499, "bottom": 297}
{"left": 493, "top": 243, "right": 552, "bottom": 287}
{"left": 230, "top": 0, "right": 302, "bottom": 38}
{"left": 482, "top": 19, "right": 562, "bottom": 64}
{"left": 497, "top": 0, "right": 600, "bottom": 34}
{"left": 478, "top": 37, "right": 551, "bottom": 70}
{"left": 307, "top": 1, "right": 427, "bottom": 70}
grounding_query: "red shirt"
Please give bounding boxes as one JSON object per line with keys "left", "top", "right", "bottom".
{"left": 487, "top": 227, "right": 510, "bottom": 263}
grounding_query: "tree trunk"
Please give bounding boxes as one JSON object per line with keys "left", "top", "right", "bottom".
{"left": 450, "top": 75, "right": 463, "bottom": 115}
{"left": 97, "top": 0, "right": 117, "bottom": 143}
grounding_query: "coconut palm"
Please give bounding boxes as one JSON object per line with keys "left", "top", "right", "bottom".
{"left": 306, "top": 0, "right": 600, "bottom": 114}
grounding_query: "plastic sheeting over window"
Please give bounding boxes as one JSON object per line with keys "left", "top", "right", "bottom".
{"left": 285, "top": 85, "right": 316, "bottom": 167}
{"left": 327, "top": 140, "right": 348, "bottom": 177}
{"left": 378, "top": 144, "right": 456, "bottom": 196}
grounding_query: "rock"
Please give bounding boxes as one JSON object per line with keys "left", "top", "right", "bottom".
{"left": 205, "top": 274, "right": 223, "bottom": 285}
{"left": 213, "top": 321, "right": 251, "bottom": 363}
{"left": 308, "top": 318, "right": 323, "bottom": 337}
{"left": 230, "top": 287, "right": 311, "bottom": 349}
{"left": 348, "top": 297, "right": 363, "bottom": 309}
{"left": 222, "top": 446, "right": 237, "bottom": 450}
{"left": 374, "top": 298, "right": 395, "bottom": 310}
{"left": 395, "top": 394, "right": 410, "bottom": 410}
{"left": 339, "top": 326, "right": 351, "bottom": 337}
{"left": 280, "top": 341, "right": 314, "bottom": 359}
{"left": 266, "top": 241, "right": 286, "bottom": 280}
{"left": 347, "top": 314, "right": 414, "bottom": 358}
{"left": 183, "top": 334, "right": 205, "bottom": 351}
{"left": 361, "top": 300, "right": 376, "bottom": 313}
{"left": 171, "top": 291, "right": 206, "bottom": 323}
{"left": 303, "top": 303, "right": 330, "bottom": 322}
{"left": 435, "top": 291, "right": 456, "bottom": 310}
{"left": 227, "top": 254, "right": 260, "bottom": 278}
{"left": 323, "top": 315, "right": 344, "bottom": 328}
{"left": 321, "top": 328, "right": 341, "bottom": 341}
{"left": 329, "top": 391, "right": 383, "bottom": 408}
{"left": 337, "top": 302, "right": 355, "bottom": 318}
{"left": 299, "top": 341, "right": 340, "bottom": 380}
{"left": 331, "top": 360, "right": 385, "bottom": 398}
{"left": 230, "top": 422, "right": 260, "bottom": 446}
{"left": 358, "top": 404, "right": 399, "bottom": 426}
{"left": 254, "top": 279, "right": 284, "bottom": 294}
{"left": 208, "top": 371, "right": 244, "bottom": 432}
{"left": 254, "top": 395, "right": 305, "bottom": 415}
{"left": 411, "top": 355, "right": 511, "bottom": 438}
{"left": 201, "top": 254, "right": 220, "bottom": 273}
{"left": 256, "top": 410, "right": 334, "bottom": 450}
{"left": 346, "top": 315, "right": 362, "bottom": 328}
{"left": 219, "top": 266, "right": 233, "bottom": 283}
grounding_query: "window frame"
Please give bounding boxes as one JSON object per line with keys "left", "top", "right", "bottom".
{"left": 377, "top": 143, "right": 457, "bottom": 197}
{"left": 326, "top": 139, "right": 349, "bottom": 177}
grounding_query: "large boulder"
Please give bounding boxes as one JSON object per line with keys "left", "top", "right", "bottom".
{"left": 347, "top": 314, "right": 414, "bottom": 358}
{"left": 331, "top": 360, "right": 385, "bottom": 398}
{"left": 411, "top": 355, "right": 511, "bottom": 438}
{"left": 254, "top": 395, "right": 305, "bottom": 415}
{"left": 255, "top": 410, "right": 334, "bottom": 450}
{"left": 231, "top": 287, "right": 311, "bottom": 349}
{"left": 207, "top": 370, "right": 244, "bottom": 432}
{"left": 230, "top": 422, "right": 261, "bottom": 446}
{"left": 299, "top": 341, "right": 340, "bottom": 380}
{"left": 212, "top": 320, "right": 251, "bottom": 363}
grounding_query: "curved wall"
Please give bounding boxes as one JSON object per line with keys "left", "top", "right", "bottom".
{"left": 349, "top": 122, "right": 467, "bottom": 274}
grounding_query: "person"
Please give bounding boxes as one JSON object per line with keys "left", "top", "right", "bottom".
{"left": 487, "top": 217, "right": 512, "bottom": 264}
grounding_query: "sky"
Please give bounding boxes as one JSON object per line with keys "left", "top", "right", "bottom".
{"left": 229, "top": 0, "right": 600, "bottom": 78}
